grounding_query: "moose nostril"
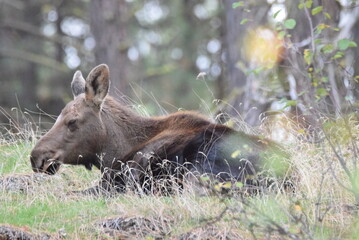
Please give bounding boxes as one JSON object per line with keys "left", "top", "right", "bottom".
{"left": 29, "top": 148, "right": 62, "bottom": 175}
{"left": 30, "top": 149, "right": 47, "bottom": 172}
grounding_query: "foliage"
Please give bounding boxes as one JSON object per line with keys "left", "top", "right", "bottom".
{"left": 1, "top": 0, "right": 358, "bottom": 125}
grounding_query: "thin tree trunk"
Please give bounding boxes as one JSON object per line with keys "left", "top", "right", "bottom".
{"left": 89, "top": 0, "right": 130, "bottom": 96}
{"left": 223, "top": 1, "right": 271, "bottom": 126}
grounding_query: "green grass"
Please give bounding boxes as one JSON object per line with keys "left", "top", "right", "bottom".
{"left": 0, "top": 141, "right": 236, "bottom": 238}
{"left": 0, "top": 194, "right": 108, "bottom": 232}
{"left": 0, "top": 143, "right": 32, "bottom": 174}
{"left": 0, "top": 117, "right": 359, "bottom": 239}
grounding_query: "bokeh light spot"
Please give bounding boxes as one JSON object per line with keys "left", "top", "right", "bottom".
{"left": 244, "top": 27, "right": 284, "bottom": 68}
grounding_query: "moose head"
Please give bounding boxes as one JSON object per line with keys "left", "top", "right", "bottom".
{"left": 30, "top": 64, "right": 110, "bottom": 174}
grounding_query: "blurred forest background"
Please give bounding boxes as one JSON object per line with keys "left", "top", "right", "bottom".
{"left": 0, "top": 0, "right": 358, "bottom": 129}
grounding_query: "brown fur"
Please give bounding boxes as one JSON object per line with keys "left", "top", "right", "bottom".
{"left": 30, "top": 64, "right": 289, "bottom": 194}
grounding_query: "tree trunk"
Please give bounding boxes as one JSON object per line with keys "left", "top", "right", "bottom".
{"left": 223, "top": 1, "right": 271, "bottom": 126}
{"left": 89, "top": 0, "right": 130, "bottom": 96}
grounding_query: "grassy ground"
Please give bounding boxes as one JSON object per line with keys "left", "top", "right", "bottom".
{"left": 0, "top": 115, "right": 359, "bottom": 239}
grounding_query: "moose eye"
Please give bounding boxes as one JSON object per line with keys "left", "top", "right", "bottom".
{"left": 67, "top": 119, "right": 78, "bottom": 132}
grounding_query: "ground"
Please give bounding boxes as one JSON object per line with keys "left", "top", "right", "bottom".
{"left": 1, "top": 117, "right": 359, "bottom": 239}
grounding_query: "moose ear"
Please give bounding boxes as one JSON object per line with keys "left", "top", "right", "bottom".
{"left": 71, "top": 70, "right": 86, "bottom": 98}
{"left": 85, "top": 64, "right": 110, "bottom": 107}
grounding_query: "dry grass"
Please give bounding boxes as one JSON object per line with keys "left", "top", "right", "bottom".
{"left": 0, "top": 113, "right": 358, "bottom": 239}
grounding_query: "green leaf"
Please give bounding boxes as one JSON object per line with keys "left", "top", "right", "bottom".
{"left": 245, "top": 66, "right": 265, "bottom": 76}
{"left": 284, "top": 19, "right": 296, "bottom": 29}
{"left": 338, "top": 39, "right": 357, "bottom": 50}
{"left": 321, "top": 77, "right": 329, "bottom": 83}
{"left": 284, "top": 100, "right": 298, "bottom": 108}
{"left": 338, "top": 39, "right": 350, "bottom": 50}
{"left": 253, "top": 66, "right": 264, "bottom": 75}
{"left": 231, "top": 150, "right": 241, "bottom": 158}
{"left": 273, "top": 9, "right": 281, "bottom": 19}
{"left": 305, "top": 0, "right": 313, "bottom": 8}
{"left": 348, "top": 41, "right": 358, "bottom": 48}
{"left": 200, "top": 176, "right": 210, "bottom": 181}
{"left": 240, "top": 18, "right": 248, "bottom": 25}
{"left": 317, "top": 23, "right": 330, "bottom": 31}
{"left": 221, "top": 182, "right": 232, "bottom": 189}
{"left": 322, "top": 44, "right": 334, "bottom": 54}
{"left": 316, "top": 88, "right": 329, "bottom": 97}
{"left": 312, "top": 6, "right": 323, "bottom": 15}
{"left": 232, "top": 1, "right": 244, "bottom": 9}
{"left": 235, "top": 182, "right": 244, "bottom": 188}
{"left": 331, "top": 51, "right": 344, "bottom": 60}
{"left": 304, "top": 49, "right": 313, "bottom": 65}
{"left": 324, "top": 12, "right": 331, "bottom": 19}
{"left": 298, "top": 3, "right": 304, "bottom": 9}
{"left": 314, "top": 39, "right": 321, "bottom": 44}
{"left": 278, "top": 31, "right": 286, "bottom": 39}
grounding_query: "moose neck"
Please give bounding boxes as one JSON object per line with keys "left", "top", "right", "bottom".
{"left": 99, "top": 96, "right": 162, "bottom": 165}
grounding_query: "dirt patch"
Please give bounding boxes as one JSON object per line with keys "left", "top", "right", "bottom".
{"left": 0, "top": 173, "right": 50, "bottom": 193}
{"left": 94, "top": 216, "right": 171, "bottom": 239}
{"left": 94, "top": 216, "right": 250, "bottom": 239}
{"left": 0, "top": 225, "right": 53, "bottom": 240}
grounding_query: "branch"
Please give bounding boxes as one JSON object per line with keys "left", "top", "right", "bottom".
{"left": 0, "top": 0, "right": 24, "bottom": 9}
{"left": 337, "top": 6, "right": 359, "bottom": 40}
{"left": 0, "top": 20, "right": 88, "bottom": 55}
{"left": 0, "top": 47, "right": 70, "bottom": 72}
{"left": 303, "top": 6, "right": 316, "bottom": 54}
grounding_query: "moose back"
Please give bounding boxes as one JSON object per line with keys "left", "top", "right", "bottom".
{"left": 30, "top": 64, "right": 289, "bottom": 193}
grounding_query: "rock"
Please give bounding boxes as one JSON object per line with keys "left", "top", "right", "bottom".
{"left": 0, "top": 225, "right": 52, "bottom": 240}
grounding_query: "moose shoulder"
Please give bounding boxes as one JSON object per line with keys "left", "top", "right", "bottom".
{"left": 30, "top": 64, "right": 289, "bottom": 194}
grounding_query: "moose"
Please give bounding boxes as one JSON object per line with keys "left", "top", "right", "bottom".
{"left": 30, "top": 64, "right": 289, "bottom": 194}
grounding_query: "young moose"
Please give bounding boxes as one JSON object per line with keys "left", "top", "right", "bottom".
{"left": 30, "top": 64, "right": 289, "bottom": 194}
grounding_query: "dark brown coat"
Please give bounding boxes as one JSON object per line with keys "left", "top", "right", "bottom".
{"left": 30, "top": 64, "right": 289, "bottom": 193}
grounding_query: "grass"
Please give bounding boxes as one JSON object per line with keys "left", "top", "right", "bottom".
{"left": 0, "top": 143, "right": 32, "bottom": 174}
{"left": 0, "top": 194, "right": 108, "bottom": 232}
{"left": 0, "top": 114, "right": 358, "bottom": 239}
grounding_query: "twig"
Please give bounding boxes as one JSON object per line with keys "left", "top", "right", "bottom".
{"left": 324, "top": 132, "right": 352, "bottom": 179}
{"left": 0, "top": 47, "right": 69, "bottom": 72}
{"left": 0, "top": 20, "right": 88, "bottom": 55}
{"left": 303, "top": 6, "right": 316, "bottom": 54}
